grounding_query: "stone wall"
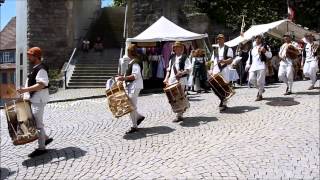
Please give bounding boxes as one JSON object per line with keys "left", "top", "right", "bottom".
{"left": 127, "top": 0, "right": 188, "bottom": 37}
{"left": 27, "top": 0, "right": 74, "bottom": 69}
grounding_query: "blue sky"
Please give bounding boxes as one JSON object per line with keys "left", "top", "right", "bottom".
{"left": 0, "top": 0, "right": 113, "bottom": 31}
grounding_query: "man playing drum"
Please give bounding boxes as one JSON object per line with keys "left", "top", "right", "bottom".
{"left": 302, "top": 33, "right": 319, "bottom": 90}
{"left": 278, "top": 32, "right": 299, "bottom": 95}
{"left": 163, "top": 41, "right": 191, "bottom": 122}
{"left": 17, "top": 47, "right": 53, "bottom": 157}
{"left": 245, "top": 35, "right": 272, "bottom": 101}
{"left": 210, "top": 34, "right": 234, "bottom": 112}
{"left": 116, "top": 44, "right": 145, "bottom": 134}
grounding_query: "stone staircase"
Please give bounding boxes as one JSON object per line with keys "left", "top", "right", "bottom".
{"left": 67, "top": 7, "right": 125, "bottom": 88}
{"left": 68, "top": 49, "right": 120, "bottom": 88}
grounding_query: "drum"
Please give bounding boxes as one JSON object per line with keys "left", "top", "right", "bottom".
{"left": 208, "top": 74, "right": 235, "bottom": 100}
{"left": 286, "top": 45, "right": 299, "bottom": 60}
{"left": 4, "top": 99, "right": 38, "bottom": 145}
{"left": 106, "top": 82, "right": 134, "bottom": 118}
{"left": 163, "top": 83, "right": 190, "bottom": 113}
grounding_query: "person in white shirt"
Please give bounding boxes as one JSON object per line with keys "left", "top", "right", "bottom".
{"left": 302, "top": 33, "right": 319, "bottom": 90}
{"left": 246, "top": 35, "right": 272, "bottom": 101}
{"left": 210, "top": 34, "right": 234, "bottom": 111}
{"left": 117, "top": 44, "right": 145, "bottom": 134}
{"left": 163, "top": 41, "right": 191, "bottom": 122}
{"left": 17, "top": 47, "right": 53, "bottom": 158}
{"left": 278, "top": 32, "right": 298, "bottom": 95}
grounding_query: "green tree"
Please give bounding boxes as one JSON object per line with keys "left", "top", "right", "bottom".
{"left": 112, "top": 0, "right": 126, "bottom": 7}
{"left": 195, "top": 0, "right": 287, "bottom": 33}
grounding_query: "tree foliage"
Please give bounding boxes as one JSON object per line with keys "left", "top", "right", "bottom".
{"left": 194, "top": 0, "right": 286, "bottom": 33}
{"left": 112, "top": 0, "right": 126, "bottom": 7}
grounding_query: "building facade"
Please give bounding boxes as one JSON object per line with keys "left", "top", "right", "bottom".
{"left": 0, "top": 17, "right": 16, "bottom": 106}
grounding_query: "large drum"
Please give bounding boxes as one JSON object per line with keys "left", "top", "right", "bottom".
{"left": 164, "top": 83, "right": 190, "bottom": 113}
{"left": 208, "top": 74, "right": 235, "bottom": 100}
{"left": 106, "top": 82, "right": 134, "bottom": 118}
{"left": 4, "top": 99, "right": 38, "bottom": 145}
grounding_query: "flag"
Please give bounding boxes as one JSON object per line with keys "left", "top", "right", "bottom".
{"left": 287, "top": 1, "right": 295, "bottom": 20}
{"left": 240, "top": 15, "right": 245, "bottom": 37}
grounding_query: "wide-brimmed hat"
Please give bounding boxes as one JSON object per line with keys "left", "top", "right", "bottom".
{"left": 173, "top": 41, "right": 184, "bottom": 48}
{"left": 216, "top": 34, "right": 224, "bottom": 39}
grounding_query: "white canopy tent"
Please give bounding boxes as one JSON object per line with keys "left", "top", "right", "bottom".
{"left": 222, "top": 19, "right": 319, "bottom": 47}
{"left": 126, "top": 16, "right": 208, "bottom": 42}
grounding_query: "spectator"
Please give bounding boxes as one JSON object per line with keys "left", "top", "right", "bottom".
{"left": 94, "top": 36, "right": 104, "bottom": 52}
{"left": 82, "top": 38, "right": 90, "bottom": 52}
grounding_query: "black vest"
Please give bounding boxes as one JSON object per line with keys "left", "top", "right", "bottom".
{"left": 214, "top": 45, "right": 231, "bottom": 60}
{"left": 168, "top": 54, "right": 188, "bottom": 77}
{"left": 249, "top": 44, "right": 269, "bottom": 65}
{"left": 27, "top": 63, "right": 49, "bottom": 96}
{"left": 125, "top": 58, "right": 142, "bottom": 83}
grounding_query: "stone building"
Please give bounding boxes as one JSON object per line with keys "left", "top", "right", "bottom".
{"left": 16, "top": 0, "right": 101, "bottom": 87}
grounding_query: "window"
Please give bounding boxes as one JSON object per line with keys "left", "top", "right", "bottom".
{"left": 20, "top": 53, "right": 23, "bottom": 65}
{"left": 4, "top": 52, "right": 10, "bottom": 63}
{"left": 1, "top": 73, "right": 8, "bottom": 84}
{"left": 20, "top": 70, "right": 23, "bottom": 86}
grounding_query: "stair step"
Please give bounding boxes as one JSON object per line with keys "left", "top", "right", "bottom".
{"left": 73, "top": 69, "right": 117, "bottom": 73}
{"left": 67, "top": 86, "right": 105, "bottom": 89}
{"left": 68, "top": 82, "right": 106, "bottom": 86}
{"left": 71, "top": 76, "right": 112, "bottom": 79}
{"left": 72, "top": 73, "right": 117, "bottom": 77}
{"left": 69, "top": 79, "right": 107, "bottom": 83}
{"left": 75, "top": 67, "right": 117, "bottom": 70}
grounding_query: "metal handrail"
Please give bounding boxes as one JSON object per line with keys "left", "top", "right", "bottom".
{"left": 64, "top": 48, "right": 77, "bottom": 88}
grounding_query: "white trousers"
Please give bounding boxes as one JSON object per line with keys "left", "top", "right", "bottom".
{"left": 177, "top": 85, "right": 185, "bottom": 118}
{"left": 248, "top": 69, "right": 265, "bottom": 96}
{"left": 31, "top": 103, "right": 47, "bottom": 150}
{"left": 303, "top": 60, "right": 319, "bottom": 85}
{"left": 128, "top": 89, "right": 143, "bottom": 128}
{"left": 278, "top": 63, "right": 294, "bottom": 91}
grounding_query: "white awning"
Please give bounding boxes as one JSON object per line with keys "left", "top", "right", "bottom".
{"left": 222, "top": 19, "right": 319, "bottom": 47}
{"left": 127, "top": 16, "right": 208, "bottom": 42}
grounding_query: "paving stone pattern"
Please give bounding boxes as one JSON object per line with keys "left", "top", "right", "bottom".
{"left": 1, "top": 81, "right": 319, "bottom": 179}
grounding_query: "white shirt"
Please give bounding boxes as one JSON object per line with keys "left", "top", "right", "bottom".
{"left": 126, "top": 60, "right": 143, "bottom": 91}
{"left": 279, "top": 42, "right": 299, "bottom": 66}
{"left": 304, "top": 42, "right": 317, "bottom": 62}
{"left": 24, "top": 65, "right": 50, "bottom": 103}
{"left": 167, "top": 55, "right": 191, "bottom": 86}
{"left": 210, "top": 45, "right": 234, "bottom": 74}
{"left": 247, "top": 44, "right": 272, "bottom": 72}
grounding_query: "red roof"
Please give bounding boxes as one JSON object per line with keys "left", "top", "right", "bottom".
{"left": 0, "top": 17, "right": 16, "bottom": 50}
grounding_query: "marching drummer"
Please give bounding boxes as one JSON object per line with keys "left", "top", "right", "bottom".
{"left": 17, "top": 47, "right": 53, "bottom": 157}
{"left": 163, "top": 41, "right": 191, "bottom": 122}
{"left": 278, "top": 32, "right": 299, "bottom": 95}
{"left": 210, "top": 34, "right": 234, "bottom": 112}
{"left": 116, "top": 44, "right": 145, "bottom": 134}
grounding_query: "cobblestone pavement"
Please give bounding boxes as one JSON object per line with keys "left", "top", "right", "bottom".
{"left": 1, "top": 80, "right": 319, "bottom": 179}
{"left": 49, "top": 88, "right": 105, "bottom": 102}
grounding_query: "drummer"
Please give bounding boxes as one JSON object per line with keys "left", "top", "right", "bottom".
{"left": 17, "top": 47, "right": 53, "bottom": 157}
{"left": 163, "top": 41, "right": 191, "bottom": 122}
{"left": 116, "top": 44, "right": 145, "bottom": 134}
{"left": 210, "top": 34, "right": 234, "bottom": 112}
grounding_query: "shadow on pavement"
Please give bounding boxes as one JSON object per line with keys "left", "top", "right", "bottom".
{"left": 0, "top": 167, "right": 15, "bottom": 179}
{"left": 294, "top": 91, "right": 320, "bottom": 95}
{"left": 22, "top": 147, "right": 87, "bottom": 167}
{"left": 123, "top": 126, "right": 175, "bottom": 140}
{"left": 180, "top": 116, "right": 218, "bottom": 127}
{"left": 264, "top": 97, "right": 300, "bottom": 106}
{"left": 221, "top": 106, "right": 259, "bottom": 114}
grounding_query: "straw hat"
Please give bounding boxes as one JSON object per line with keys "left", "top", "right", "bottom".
{"left": 173, "top": 41, "right": 184, "bottom": 48}
{"left": 216, "top": 34, "right": 225, "bottom": 39}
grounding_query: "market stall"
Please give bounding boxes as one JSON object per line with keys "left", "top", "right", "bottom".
{"left": 125, "top": 16, "right": 209, "bottom": 89}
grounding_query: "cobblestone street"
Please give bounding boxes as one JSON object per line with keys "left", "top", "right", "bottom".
{"left": 1, "top": 80, "right": 319, "bottom": 179}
